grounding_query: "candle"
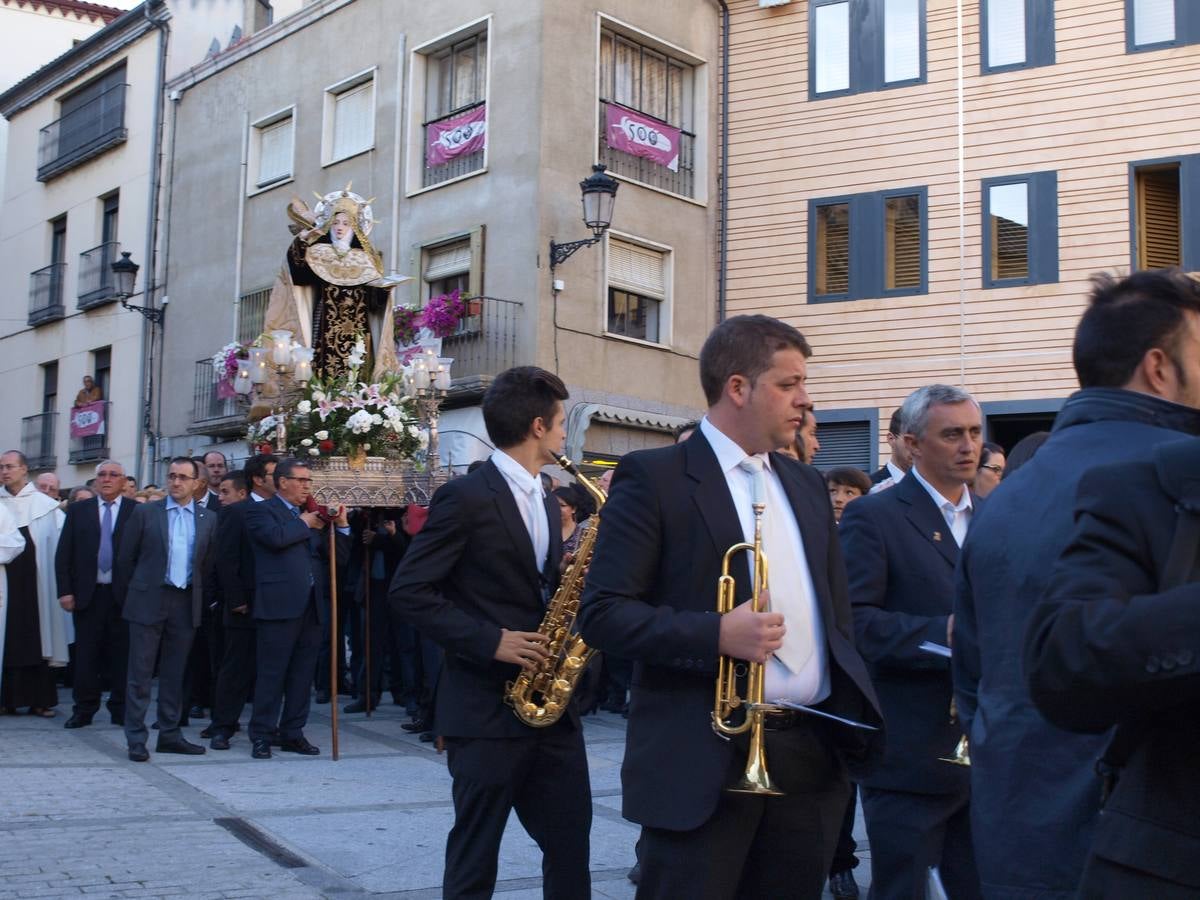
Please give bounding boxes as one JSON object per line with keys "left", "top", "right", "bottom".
{"left": 414, "top": 359, "right": 430, "bottom": 391}
{"left": 292, "top": 346, "right": 314, "bottom": 384}
{"left": 233, "top": 366, "right": 252, "bottom": 395}
{"left": 270, "top": 329, "right": 294, "bottom": 366}
{"left": 435, "top": 357, "right": 454, "bottom": 391}
{"left": 249, "top": 347, "right": 270, "bottom": 384}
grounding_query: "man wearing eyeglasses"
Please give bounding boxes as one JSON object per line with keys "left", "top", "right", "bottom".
{"left": 244, "top": 457, "right": 349, "bottom": 759}
{"left": 118, "top": 457, "right": 218, "bottom": 761}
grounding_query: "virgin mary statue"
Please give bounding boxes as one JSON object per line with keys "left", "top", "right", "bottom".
{"left": 263, "top": 187, "right": 400, "bottom": 382}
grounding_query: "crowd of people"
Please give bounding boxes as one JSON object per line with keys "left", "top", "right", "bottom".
{"left": 2, "top": 267, "right": 1198, "bottom": 899}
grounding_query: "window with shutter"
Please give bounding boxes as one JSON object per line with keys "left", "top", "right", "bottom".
{"left": 813, "top": 420, "right": 872, "bottom": 472}
{"left": 424, "top": 239, "right": 473, "bottom": 300}
{"left": 815, "top": 204, "right": 850, "bottom": 296}
{"left": 990, "top": 182, "right": 1029, "bottom": 281}
{"left": 607, "top": 238, "right": 668, "bottom": 344}
{"left": 982, "top": 171, "right": 1057, "bottom": 287}
{"left": 1127, "top": 0, "right": 1200, "bottom": 51}
{"left": 811, "top": 188, "right": 927, "bottom": 302}
{"left": 1136, "top": 165, "right": 1181, "bottom": 270}
{"left": 885, "top": 194, "right": 921, "bottom": 290}
{"left": 333, "top": 79, "right": 374, "bottom": 160}
{"left": 981, "top": 0, "right": 1055, "bottom": 72}
{"left": 256, "top": 115, "right": 293, "bottom": 187}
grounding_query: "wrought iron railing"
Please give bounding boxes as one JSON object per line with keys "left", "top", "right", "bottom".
{"left": 441, "top": 296, "right": 523, "bottom": 381}
{"left": 68, "top": 400, "right": 109, "bottom": 464}
{"left": 597, "top": 100, "right": 695, "bottom": 197}
{"left": 29, "top": 263, "right": 66, "bottom": 326}
{"left": 192, "top": 359, "right": 240, "bottom": 425}
{"left": 21, "top": 413, "right": 57, "bottom": 470}
{"left": 38, "top": 83, "right": 128, "bottom": 181}
{"left": 77, "top": 241, "right": 119, "bottom": 309}
{"left": 422, "top": 101, "right": 485, "bottom": 188}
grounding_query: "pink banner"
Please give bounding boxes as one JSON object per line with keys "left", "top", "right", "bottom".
{"left": 427, "top": 104, "right": 487, "bottom": 166}
{"left": 605, "top": 103, "right": 680, "bottom": 172}
{"left": 70, "top": 401, "right": 106, "bottom": 439}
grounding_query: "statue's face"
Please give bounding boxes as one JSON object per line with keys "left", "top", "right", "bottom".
{"left": 331, "top": 212, "right": 352, "bottom": 244}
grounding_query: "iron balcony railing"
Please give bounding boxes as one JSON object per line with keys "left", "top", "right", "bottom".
{"left": 68, "top": 400, "right": 109, "bottom": 464}
{"left": 77, "top": 241, "right": 119, "bottom": 310}
{"left": 422, "top": 101, "right": 485, "bottom": 188}
{"left": 29, "top": 263, "right": 66, "bottom": 326}
{"left": 21, "top": 412, "right": 57, "bottom": 471}
{"left": 597, "top": 99, "right": 695, "bottom": 198}
{"left": 192, "top": 358, "right": 239, "bottom": 426}
{"left": 38, "top": 83, "right": 128, "bottom": 181}
{"left": 441, "top": 296, "right": 522, "bottom": 381}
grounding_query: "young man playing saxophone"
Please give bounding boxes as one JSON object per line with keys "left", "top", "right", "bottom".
{"left": 389, "top": 366, "right": 590, "bottom": 899}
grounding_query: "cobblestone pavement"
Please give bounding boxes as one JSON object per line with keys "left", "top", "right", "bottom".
{"left": 0, "top": 688, "right": 869, "bottom": 898}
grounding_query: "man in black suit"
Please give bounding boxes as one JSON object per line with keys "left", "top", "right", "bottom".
{"left": 868, "top": 408, "right": 910, "bottom": 488}
{"left": 1026, "top": 438, "right": 1200, "bottom": 898}
{"left": 119, "top": 457, "right": 218, "bottom": 761}
{"left": 579, "top": 315, "right": 884, "bottom": 900}
{"left": 839, "top": 384, "right": 985, "bottom": 900}
{"left": 245, "top": 457, "right": 348, "bottom": 759}
{"left": 389, "top": 366, "right": 588, "bottom": 900}
{"left": 208, "top": 459, "right": 276, "bottom": 750}
{"left": 200, "top": 451, "right": 227, "bottom": 510}
{"left": 56, "top": 459, "right": 134, "bottom": 728}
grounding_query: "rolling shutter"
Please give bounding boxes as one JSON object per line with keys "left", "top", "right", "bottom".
{"left": 609, "top": 239, "right": 666, "bottom": 299}
{"left": 885, "top": 194, "right": 921, "bottom": 290}
{"left": 814, "top": 420, "right": 872, "bottom": 472}
{"left": 815, "top": 203, "right": 850, "bottom": 295}
{"left": 1137, "top": 166, "right": 1181, "bottom": 270}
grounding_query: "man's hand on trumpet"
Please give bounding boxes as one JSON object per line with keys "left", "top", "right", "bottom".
{"left": 718, "top": 590, "right": 786, "bottom": 664}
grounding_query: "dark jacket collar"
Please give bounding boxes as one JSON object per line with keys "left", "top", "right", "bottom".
{"left": 893, "top": 469, "right": 962, "bottom": 567}
{"left": 1053, "top": 387, "right": 1200, "bottom": 436}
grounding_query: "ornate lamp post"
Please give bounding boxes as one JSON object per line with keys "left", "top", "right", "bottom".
{"left": 549, "top": 164, "right": 620, "bottom": 272}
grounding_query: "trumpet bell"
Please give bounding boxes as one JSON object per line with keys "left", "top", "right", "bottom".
{"left": 939, "top": 736, "right": 971, "bottom": 767}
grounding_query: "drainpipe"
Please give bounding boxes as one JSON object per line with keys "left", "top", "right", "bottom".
{"left": 136, "top": 2, "right": 169, "bottom": 484}
{"left": 716, "top": 0, "right": 729, "bottom": 322}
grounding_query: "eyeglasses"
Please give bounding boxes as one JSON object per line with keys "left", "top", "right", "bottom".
{"left": 979, "top": 464, "right": 1004, "bottom": 475}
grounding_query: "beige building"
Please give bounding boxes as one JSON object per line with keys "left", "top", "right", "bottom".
{"left": 157, "top": 0, "right": 719, "bottom": 474}
{"left": 724, "top": 0, "right": 1200, "bottom": 468}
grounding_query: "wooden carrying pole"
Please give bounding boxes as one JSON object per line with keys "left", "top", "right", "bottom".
{"left": 329, "top": 524, "right": 340, "bottom": 761}
{"left": 363, "top": 542, "right": 372, "bottom": 718}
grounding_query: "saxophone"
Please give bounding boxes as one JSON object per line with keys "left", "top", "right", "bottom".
{"left": 504, "top": 453, "right": 607, "bottom": 727}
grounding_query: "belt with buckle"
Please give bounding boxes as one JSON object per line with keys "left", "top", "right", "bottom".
{"left": 760, "top": 709, "right": 803, "bottom": 731}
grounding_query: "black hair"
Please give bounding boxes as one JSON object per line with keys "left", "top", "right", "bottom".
{"left": 980, "top": 441, "right": 1004, "bottom": 466}
{"left": 169, "top": 456, "right": 200, "bottom": 478}
{"left": 1073, "top": 269, "right": 1200, "bottom": 388}
{"left": 203, "top": 450, "right": 228, "bottom": 465}
{"left": 243, "top": 453, "right": 278, "bottom": 490}
{"left": 698, "top": 315, "right": 812, "bottom": 406}
{"left": 887, "top": 407, "right": 903, "bottom": 436}
{"left": 553, "top": 483, "right": 596, "bottom": 523}
{"left": 220, "top": 470, "right": 248, "bottom": 494}
{"left": 1004, "top": 431, "right": 1050, "bottom": 478}
{"left": 824, "top": 466, "right": 872, "bottom": 496}
{"left": 272, "top": 456, "right": 309, "bottom": 487}
{"left": 482, "top": 366, "right": 569, "bottom": 449}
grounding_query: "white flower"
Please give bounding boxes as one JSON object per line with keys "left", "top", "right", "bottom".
{"left": 312, "top": 391, "right": 327, "bottom": 403}
{"left": 300, "top": 438, "right": 313, "bottom": 447}
{"left": 407, "top": 424, "right": 420, "bottom": 439}
{"left": 371, "top": 413, "right": 383, "bottom": 425}
{"left": 308, "top": 447, "right": 320, "bottom": 456}
{"left": 296, "top": 400, "right": 312, "bottom": 414}
{"left": 417, "top": 430, "right": 429, "bottom": 449}
{"left": 363, "top": 443, "right": 371, "bottom": 450}
{"left": 383, "top": 405, "right": 401, "bottom": 421}
{"left": 315, "top": 430, "right": 329, "bottom": 441}
{"left": 346, "top": 410, "right": 374, "bottom": 433}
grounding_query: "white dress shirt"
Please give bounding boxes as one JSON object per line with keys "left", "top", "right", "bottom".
{"left": 700, "top": 417, "right": 830, "bottom": 706}
{"left": 490, "top": 449, "right": 549, "bottom": 574}
{"left": 95, "top": 495, "right": 123, "bottom": 584}
{"left": 909, "top": 465, "right": 973, "bottom": 546}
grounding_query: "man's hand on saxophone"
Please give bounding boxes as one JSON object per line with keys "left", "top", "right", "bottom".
{"left": 718, "top": 590, "right": 786, "bottom": 664}
{"left": 494, "top": 628, "right": 551, "bottom": 671}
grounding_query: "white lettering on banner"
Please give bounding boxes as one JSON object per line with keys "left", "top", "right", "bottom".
{"left": 615, "top": 115, "right": 674, "bottom": 155}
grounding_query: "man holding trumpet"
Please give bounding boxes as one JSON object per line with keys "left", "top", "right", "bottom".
{"left": 580, "top": 315, "right": 882, "bottom": 899}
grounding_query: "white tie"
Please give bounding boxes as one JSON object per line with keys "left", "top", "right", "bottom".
{"left": 738, "top": 458, "right": 814, "bottom": 674}
{"left": 526, "top": 481, "right": 547, "bottom": 574}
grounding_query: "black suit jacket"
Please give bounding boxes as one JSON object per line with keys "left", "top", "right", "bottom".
{"left": 1025, "top": 438, "right": 1200, "bottom": 890}
{"left": 55, "top": 496, "right": 135, "bottom": 610}
{"left": 578, "top": 432, "right": 883, "bottom": 832}
{"left": 869, "top": 465, "right": 890, "bottom": 485}
{"left": 215, "top": 498, "right": 258, "bottom": 629}
{"left": 839, "top": 470, "right": 980, "bottom": 795}
{"left": 388, "top": 459, "right": 564, "bottom": 739}
{"left": 116, "top": 499, "right": 218, "bottom": 628}
{"left": 245, "top": 495, "right": 347, "bottom": 624}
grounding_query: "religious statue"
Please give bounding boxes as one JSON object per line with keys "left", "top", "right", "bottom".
{"left": 263, "top": 186, "right": 400, "bottom": 383}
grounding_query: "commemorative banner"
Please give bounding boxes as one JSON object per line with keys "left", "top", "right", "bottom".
{"left": 605, "top": 102, "right": 680, "bottom": 172}
{"left": 427, "top": 104, "right": 487, "bottom": 165}
{"left": 70, "top": 401, "right": 106, "bottom": 439}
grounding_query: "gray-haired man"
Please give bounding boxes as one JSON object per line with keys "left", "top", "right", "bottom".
{"left": 839, "top": 385, "right": 984, "bottom": 900}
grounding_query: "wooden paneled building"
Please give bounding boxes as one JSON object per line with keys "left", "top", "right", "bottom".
{"left": 724, "top": 0, "right": 1200, "bottom": 469}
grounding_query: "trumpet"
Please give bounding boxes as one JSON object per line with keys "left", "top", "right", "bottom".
{"left": 712, "top": 489, "right": 784, "bottom": 796}
{"left": 940, "top": 697, "right": 971, "bottom": 766}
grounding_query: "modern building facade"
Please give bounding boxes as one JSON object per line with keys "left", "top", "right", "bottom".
{"left": 724, "top": 0, "right": 1200, "bottom": 468}
{"left": 159, "top": 0, "right": 718, "bottom": 474}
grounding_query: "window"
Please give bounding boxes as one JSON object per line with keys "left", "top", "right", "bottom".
{"left": 415, "top": 227, "right": 485, "bottom": 306}
{"left": 323, "top": 69, "right": 375, "bottom": 165}
{"left": 43, "top": 362, "right": 58, "bottom": 414}
{"left": 78, "top": 193, "right": 119, "bottom": 309}
{"left": 810, "top": 0, "right": 925, "bottom": 99}
{"left": 422, "top": 29, "right": 488, "bottom": 187}
{"left": 598, "top": 26, "right": 697, "bottom": 198}
{"left": 811, "top": 408, "right": 879, "bottom": 472}
{"left": 982, "top": 0, "right": 1055, "bottom": 72}
{"left": 40, "top": 63, "right": 127, "bottom": 180}
{"left": 237, "top": 287, "right": 271, "bottom": 343}
{"left": 253, "top": 0, "right": 273, "bottom": 31}
{"left": 607, "top": 237, "right": 669, "bottom": 344}
{"left": 250, "top": 108, "right": 294, "bottom": 190}
{"left": 982, "top": 172, "right": 1058, "bottom": 287}
{"left": 93, "top": 347, "right": 111, "bottom": 399}
{"left": 1132, "top": 155, "right": 1200, "bottom": 271}
{"left": 1127, "top": 0, "right": 1200, "bottom": 51}
{"left": 809, "top": 188, "right": 928, "bottom": 302}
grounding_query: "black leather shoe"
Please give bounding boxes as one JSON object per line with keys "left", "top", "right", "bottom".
{"left": 314, "top": 689, "right": 331, "bottom": 704}
{"left": 199, "top": 725, "right": 215, "bottom": 739}
{"left": 278, "top": 736, "right": 320, "bottom": 756}
{"left": 343, "top": 698, "right": 376, "bottom": 714}
{"left": 419, "top": 731, "right": 434, "bottom": 743}
{"left": 188, "top": 705, "right": 205, "bottom": 720}
{"left": 401, "top": 719, "right": 429, "bottom": 733}
{"left": 64, "top": 714, "right": 93, "bottom": 729}
{"left": 251, "top": 740, "right": 272, "bottom": 759}
{"left": 828, "top": 869, "right": 860, "bottom": 900}
{"left": 128, "top": 743, "right": 149, "bottom": 762}
{"left": 210, "top": 733, "right": 231, "bottom": 751}
{"left": 155, "top": 737, "right": 206, "bottom": 755}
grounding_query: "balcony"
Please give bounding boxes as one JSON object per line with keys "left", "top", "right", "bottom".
{"left": 190, "top": 359, "right": 243, "bottom": 436}
{"left": 422, "top": 102, "right": 485, "bottom": 188}
{"left": 38, "top": 83, "right": 127, "bottom": 182}
{"left": 28, "top": 263, "right": 66, "bottom": 326}
{"left": 441, "top": 296, "right": 523, "bottom": 404}
{"left": 20, "top": 413, "right": 57, "bottom": 470}
{"left": 68, "top": 400, "right": 109, "bottom": 464}
{"left": 597, "top": 100, "right": 695, "bottom": 198}
{"left": 77, "top": 242, "right": 120, "bottom": 310}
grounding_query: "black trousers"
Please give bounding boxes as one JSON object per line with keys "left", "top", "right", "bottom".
{"left": 210, "top": 624, "right": 256, "bottom": 736}
{"left": 830, "top": 783, "right": 860, "bottom": 874}
{"left": 638, "top": 723, "right": 850, "bottom": 900}
{"left": 71, "top": 584, "right": 128, "bottom": 720}
{"left": 443, "top": 721, "right": 591, "bottom": 900}
{"left": 1079, "top": 854, "right": 1199, "bottom": 900}
{"left": 355, "top": 577, "right": 412, "bottom": 702}
{"left": 250, "top": 598, "right": 321, "bottom": 742}
{"left": 859, "top": 786, "right": 981, "bottom": 900}
{"left": 124, "top": 588, "right": 195, "bottom": 747}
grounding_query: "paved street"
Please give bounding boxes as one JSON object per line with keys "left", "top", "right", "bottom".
{"left": 0, "top": 688, "right": 870, "bottom": 899}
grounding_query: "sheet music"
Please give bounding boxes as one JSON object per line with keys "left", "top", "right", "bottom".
{"left": 919, "top": 641, "right": 952, "bottom": 659}
{"left": 770, "top": 699, "right": 880, "bottom": 731}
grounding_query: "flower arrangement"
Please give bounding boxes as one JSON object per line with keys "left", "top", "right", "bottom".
{"left": 394, "top": 289, "right": 470, "bottom": 345}
{"left": 212, "top": 341, "right": 252, "bottom": 399}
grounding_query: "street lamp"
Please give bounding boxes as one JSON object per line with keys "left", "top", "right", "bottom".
{"left": 112, "top": 251, "right": 164, "bottom": 323}
{"left": 549, "top": 164, "right": 619, "bottom": 272}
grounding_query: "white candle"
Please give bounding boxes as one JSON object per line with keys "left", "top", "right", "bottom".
{"left": 249, "top": 347, "right": 270, "bottom": 384}
{"left": 270, "top": 329, "right": 294, "bottom": 366}
{"left": 414, "top": 360, "right": 430, "bottom": 391}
